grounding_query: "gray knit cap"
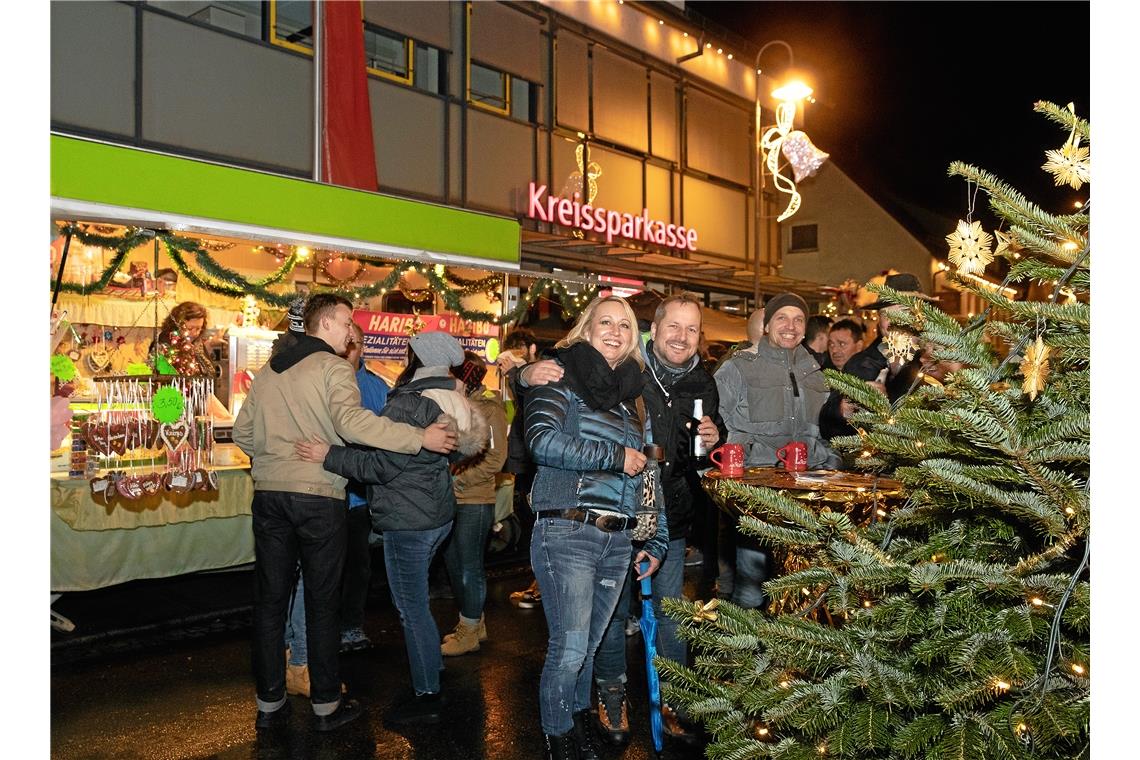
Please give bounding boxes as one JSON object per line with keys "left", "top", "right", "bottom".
{"left": 409, "top": 331, "right": 464, "bottom": 368}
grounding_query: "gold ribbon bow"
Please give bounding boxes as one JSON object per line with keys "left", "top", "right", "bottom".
{"left": 688, "top": 598, "right": 720, "bottom": 623}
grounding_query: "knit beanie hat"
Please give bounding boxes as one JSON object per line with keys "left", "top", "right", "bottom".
{"left": 287, "top": 296, "right": 306, "bottom": 334}
{"left": 409, "top": 331, "right": 464, "bottom": 368}
{"left": 763, "top": 292, "right": 808, "bottom": 326}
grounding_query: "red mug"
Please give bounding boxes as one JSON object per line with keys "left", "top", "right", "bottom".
{"left": 709, "top": 443, "right": 745, "bottom": 477}
{"left": 776, "top": 441, "right": 808, "bottom": 471}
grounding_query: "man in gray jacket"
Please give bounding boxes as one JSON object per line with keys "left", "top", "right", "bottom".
{"left": 713, "top": 293, "right": 839, "bottom": 609}
{"left": 234, "top": 293, "right": 457, "bottom": 733}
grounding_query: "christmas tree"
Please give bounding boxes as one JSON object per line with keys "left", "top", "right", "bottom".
{"left": 660, "top": 101, "right": 1089, "bottom": 759}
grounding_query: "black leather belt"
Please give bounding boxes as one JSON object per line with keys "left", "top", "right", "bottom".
{"left": 535, "top": 508, "right": 637, "bottom": 533}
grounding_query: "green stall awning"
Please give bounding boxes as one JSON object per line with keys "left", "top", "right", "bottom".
{"left": 50, "top": 134, "right": 519, "bottom": 270}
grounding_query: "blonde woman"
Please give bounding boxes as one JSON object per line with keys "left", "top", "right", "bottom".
{"left": 524, "top": 296, "right": 668, "bottom": 760}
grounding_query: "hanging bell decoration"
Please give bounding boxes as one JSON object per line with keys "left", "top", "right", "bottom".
{"left": 781, "top": 130, "right": 830, "bottom": 182}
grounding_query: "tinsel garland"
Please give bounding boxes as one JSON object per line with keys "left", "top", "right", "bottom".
{"left": 51, "top": 223, "right": 596, "bottom": 324}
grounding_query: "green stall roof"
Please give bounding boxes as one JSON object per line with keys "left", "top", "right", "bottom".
{"left": 50, "top": 135, "right": 519, "bottom": 269}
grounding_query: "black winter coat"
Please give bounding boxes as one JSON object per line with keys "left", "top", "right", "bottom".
{"left": 322, "top": 376, "right": 462, "bottom": 532}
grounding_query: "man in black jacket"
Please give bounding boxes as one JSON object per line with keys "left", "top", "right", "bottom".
{"left": 843, "top": 273, "right": 934, "bottom": 403}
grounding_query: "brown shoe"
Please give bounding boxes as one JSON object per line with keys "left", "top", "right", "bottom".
{"left": 592, "top": 683, "right": 630, "bottom": 746}
{"left": 443, "top": 614, "right": 487, "bottom": 643}
{"left": 662, "top": 703, "right": 699, "bottom": 745}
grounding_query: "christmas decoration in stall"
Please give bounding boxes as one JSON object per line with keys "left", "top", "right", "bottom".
{"left": 659, "top": 101, "right": 1089, "bottom": 759}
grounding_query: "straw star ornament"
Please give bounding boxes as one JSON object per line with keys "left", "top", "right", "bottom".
{"left": 946, "top": 219, "right": 994, "bottom": 276}
{"left": 1020, "top": 336, "right": 1051, "bottom": 401}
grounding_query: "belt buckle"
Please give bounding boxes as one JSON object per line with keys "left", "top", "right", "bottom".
{"left": 595, "top": 514, "right": 623, "bottom": 532}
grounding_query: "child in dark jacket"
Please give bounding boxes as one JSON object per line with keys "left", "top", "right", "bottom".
{"left": 295, "top": 331, "right": 488, "bottom": 726}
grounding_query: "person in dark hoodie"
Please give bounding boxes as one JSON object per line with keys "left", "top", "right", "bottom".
{"left": 234, "top": 294, "right": 458, "bottom": 734}
{"left": 295, "top": 331, "right": 489, "bottom": 727}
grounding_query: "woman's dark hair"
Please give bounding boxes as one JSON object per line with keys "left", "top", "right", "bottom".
{"left": 394, "top": 345, "right": 424, "bottom": 388}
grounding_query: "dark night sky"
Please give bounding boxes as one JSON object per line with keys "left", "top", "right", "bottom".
{"left": 689, "top": 1, "right": 1091, "bottom": 247}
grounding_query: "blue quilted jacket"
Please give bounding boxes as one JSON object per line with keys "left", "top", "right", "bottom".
{"left": 525, "top": 380, "right": 669, "bottom": 560}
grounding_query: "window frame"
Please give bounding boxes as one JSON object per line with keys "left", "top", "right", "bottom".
{"left": 467, "top": 60, "right": 511, "bottom": 117}
{"left": 363, "top": 23, "right": 414, "bottom": 86}
{"left": 268, "top": 0, "right": 314, "bottom": 55}
{"left": 788, "top": 223, "right": 819, "bottom": 253}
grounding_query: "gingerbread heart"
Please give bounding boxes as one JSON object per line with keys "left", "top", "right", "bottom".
{"left": 115, "top": 474, "right": 144, "bottom": 500}
{"left": 140, "top": 473, "right": 162, "bottom": 495}
{"left": 143, "top": 419, "right": 162, "bottom": 449}
{"left": 205, "top": 469, "right": 219, "bottom": 491}
{"left": 89, "top": 475, "right": 115, "bottom": 504}
{"left": 160, "top": 421, "right": 190, "bottom": 451}
{"left": 84, "top": 420, "right": 110, "bottom": 457}
{"left": 166, "top": 470, "right": 194, "bottom": 493}
{"left": 108, "top": 423, "right": 128, "bottom": 456}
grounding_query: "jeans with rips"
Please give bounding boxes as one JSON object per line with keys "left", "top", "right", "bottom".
{"left": 531, "top": 517, "right": 632, "bottom": 736}
{"left": 251, "top": 490, "right": 346, "bottom": 708}
{"left": 383, "top": 523, "right": 453, "bottom": 695}
{"left": 443, "top": 503, "right": 495, "bottom": 621}
{"left": 594, "top": 537, "right": 688, "bottom": 685}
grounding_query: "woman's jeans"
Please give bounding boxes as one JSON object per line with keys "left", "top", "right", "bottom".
{"left": 594, "top": 537, "right": 687, "bottom": 685}
{"left": 383, "top": 523, "right": 453, "bottom": 695}
{"left": 532, "top": 517, "right": 632, "bottom": 736}
{"left": 443, "top": 503, "right": 495, "bottom": 620}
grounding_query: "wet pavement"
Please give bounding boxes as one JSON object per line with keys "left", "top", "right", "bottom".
{"left": 52, "top": 555, "right": 714, "bottom": 760}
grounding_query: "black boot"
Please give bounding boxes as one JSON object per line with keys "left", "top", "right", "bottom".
{"left": 543, "top": 731, "right": 578, "bottom": 760}
{"left": 571, "top": 710, "right": 602, "bottom": 760}
{"left": 592, "top": 682, "right": 630, "bottom": 746}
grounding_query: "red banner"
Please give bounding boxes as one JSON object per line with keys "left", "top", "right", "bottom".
{"left": 319, "top": 2, "right": 378, "bottom": 191}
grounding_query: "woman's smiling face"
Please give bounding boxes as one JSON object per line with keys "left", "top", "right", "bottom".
{"left": 588, "top": 301, "right": 634, "bottom": 368}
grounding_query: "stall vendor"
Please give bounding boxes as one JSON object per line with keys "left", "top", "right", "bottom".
{"left": 150, "top": 301, "right": 231, "bottom": 420}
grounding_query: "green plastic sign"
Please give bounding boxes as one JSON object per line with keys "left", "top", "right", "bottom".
{"left": 125, "top": 362, "right": 152, "bottom": 376}
{"left": 151, "top": 386, "right": 185, "bottom": 423}
{"left": 485, "top": 337, "right": 500, "bottom": 362}
{"left": 155, "top": 355, "right": 176, "bottom": 375}
{"left": 51, "top": 354, "right": 77, "bottom": 382}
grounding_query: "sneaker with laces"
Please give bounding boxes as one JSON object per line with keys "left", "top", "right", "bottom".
{"left": 592, "top": 682, "right": 630, "bottom": 746}
{"left": 340, "top": 628, "right": 373, "bottom": 653}
{"left": 511, "top": 579, "right": 541, "bottom": 608}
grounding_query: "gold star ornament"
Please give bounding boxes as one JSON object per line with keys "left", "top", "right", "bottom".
{"left": 946, "top": 220, "right": 994, "bottom": 276}
{"left": 1042, "top": 103, "right": 1090, "bottom": 190}
{"left": 1019, "top": 336, "right": 1052, "bottom": 401}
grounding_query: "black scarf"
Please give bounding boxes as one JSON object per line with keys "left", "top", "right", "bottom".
{"left": 269, "top": 333, "right": 336, "bottom": 373}
{"left": 556, "top": 342, "right": 645, "bottom": 411}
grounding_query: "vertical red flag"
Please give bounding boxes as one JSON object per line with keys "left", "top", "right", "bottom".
{"left": 318, "top": 1, "right": 379, "bottom": 190}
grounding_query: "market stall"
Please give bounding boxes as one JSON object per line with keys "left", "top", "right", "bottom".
{"left": 49, "top": 134, "right": 542, "bottom": 592}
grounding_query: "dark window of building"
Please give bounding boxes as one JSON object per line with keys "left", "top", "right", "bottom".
{"left": 789, "top": 224, "right": 819, "bottom": 252}
{"left": 470, "top": 62, "right": 509, "bottom": 114}
{"left": 363, "top": 24, "right": 411, "bottom": 83}
{"left": 414, "top": 45, "right": 446, "bottom": 95}
{"left": 270, "top": 0, "right": 312, "bottom": 52}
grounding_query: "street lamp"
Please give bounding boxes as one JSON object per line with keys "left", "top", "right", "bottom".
{"left": 752, "top": 41, "right": 814, "bottom": 302}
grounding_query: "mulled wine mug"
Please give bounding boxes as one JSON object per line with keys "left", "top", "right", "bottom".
{"left": 709, "top": 443, "right": 745, "bottom": 477}
{"left": 776, "top": 441, "right": 808, "bottom": 471}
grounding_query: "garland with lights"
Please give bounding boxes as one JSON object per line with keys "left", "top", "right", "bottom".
{"left": 659, "top": 101, "right": 1089, "bottom": 759}
{"left": 51, "top": 224, "right": 596, "bottom": 324}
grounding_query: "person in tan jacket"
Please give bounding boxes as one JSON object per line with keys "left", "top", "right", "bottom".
{"left": 441, "top": 352, "right": 509, "bottom": 656}
{"left": 234, "top": 293, "right": 457, "bottom": 733}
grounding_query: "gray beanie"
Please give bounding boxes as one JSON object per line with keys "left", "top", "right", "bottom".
{"left": 287, "top": 296, "right": 306, "bottom": 334}
{"left": 763, "top": 292, "right": 808, "bottom": 326}
{"left": 409, "top": 331, "right": 464, "bottom": 368}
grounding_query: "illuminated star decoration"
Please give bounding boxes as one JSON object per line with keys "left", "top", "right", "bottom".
{"left": 1042, "top": 102, "right": 1090, "bottom": 190}
{"left": 687, "top": 598, "right": 720, "bottom": 623}
{"left": 1019, "top": 335, "right": 1051, "bottom": 401}
{"left": 946, "top": 219, "right": 995, "bottom": 276}
{"left": 883, "top": 329, "right": 919, "bottom": 365}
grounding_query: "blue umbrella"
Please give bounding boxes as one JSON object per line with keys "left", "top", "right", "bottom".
{"left": 639, "top": 560, "right": 664, "bottom": 753}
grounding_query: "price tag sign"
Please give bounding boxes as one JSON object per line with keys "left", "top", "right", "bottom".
{"left": 51, "top": 354, "right": 77, "bottom": 382}
{"left": 485, "top": 337, "right": 500, "bottom": 362}
{"left": 155, "top": 355, "right": 177, "bottom": 376}
{"left": 125, "top": 362, "right": 151, "bottom": 376}
{"left": 152, "top": 386, "right": 185, "bottom": 423}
